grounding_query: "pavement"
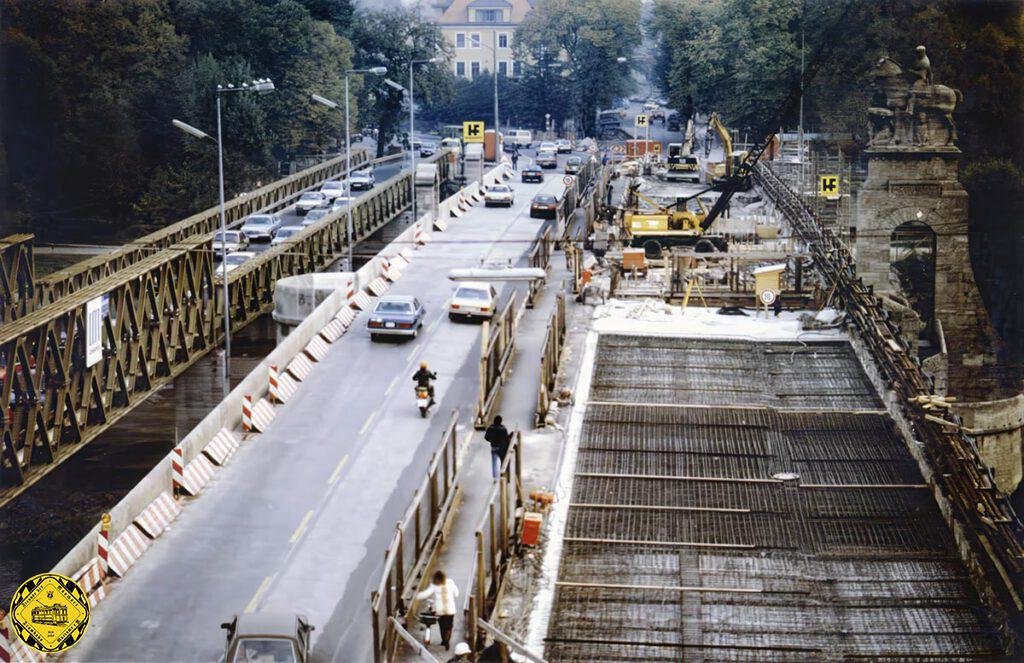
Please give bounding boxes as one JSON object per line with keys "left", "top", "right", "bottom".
{"left": 71, "top": 152, "right": 582, "bottom": 663}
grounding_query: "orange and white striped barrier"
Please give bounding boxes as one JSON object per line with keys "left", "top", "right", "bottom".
{"left": 172, "top": 444, "right": 216, "bottom": 496}
{"left": 202, "top": 428, "right": 240, "bottom": 466}
{"left": 383, "top": 259, "right": 403, "bottom": 282}
{"left": 268, "top": 365, "right": 287, "bottom": 403}
{"left": 350, "top": 290, "right": 374, "bottom": 311}
{"left": 107, "top": 525, "right": 151, "bottom": 578}
{"left": 367, "top": 276, "right": 390, "bottom": 298}
{"left": 72, "top": 557, "right": 107, "bottom": 608}
{"left": 241, "top": 395, "right": 255, "bottom": 432}
{"left": 304, "top": 336, "right": 331, "bottom": 362}
{"left": 98, "top": 513, "right": 111, "bottom": 577}
{"left": 1, "top": 613, "right": 45, "bottom": 663}
{"left": 287, "top": 353, "right": 315, "bottom": 381}
{"left": 319, "top": 318, "right": 346, "bottom": 343}
{"left": 277, "top": 371, "right": 299, "bottom": 401}
{"left": 414, "top": 223, "right": 432, "bottom": 245}
{"left": 133, "top": 491, "right": 181, "bottom": 539}
{"left": 334, "top": 306, "right": 357, "bottom": 330}
{"left": 434, "top": 217, "right": 449, "bottom": 232}
{"left": 248, "top": 397, "right": 276, "bottom": 433}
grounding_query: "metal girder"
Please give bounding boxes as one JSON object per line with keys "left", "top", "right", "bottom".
{"left": 0, "top": 234, "right": 36, "bottom": 324}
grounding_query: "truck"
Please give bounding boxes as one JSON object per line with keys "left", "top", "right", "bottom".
{"left": 665, "top": 144, "right": 700, "bottom": 182}
{"left": 483, "top": 129, "right": 503, "bottom": 162}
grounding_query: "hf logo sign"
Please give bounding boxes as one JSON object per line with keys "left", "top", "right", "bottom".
{"left": 634, "top": 114, "right": 649, "bottom": 128}
{"left": 818, "top": 175, "right": 840, "bottom": 197}
{"left": 462, "top": 121, "right": 485, "bottom": 143}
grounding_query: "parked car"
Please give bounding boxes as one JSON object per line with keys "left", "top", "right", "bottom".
{"left": 555, "top": 139, "right": 573, "bottom": 153}
{"left": 521, "top": 165, "right": 544, "bottom": 183}
{"left": 349, "top": 170, "right": 376, "bottom": 190}
{"left": 271, "top": 225, "right": 304, "bottom": 246}
{"left": 296, "top": 192, "right": 329, "bottom": 215}
{"left": 530, "top": 194, "right": 558, "bottom": 219}
{"left": 319, "top": 180, "right": 347, "bottom": 200}
{"left": 302, "top": 209, "right": 331, "bottom": 226}
{"left": 419, "top": 143, "right": 437, "bottom": 157}
{"left": 220, "top": 612, "right": 314, "bottom": 663}
{"left": 537, "top": 141, "right": 557, "bottom": 153}
{"left": 240, "top": 214, "right": 283, "bottom": 241}
{"left": 484, "top": 184, "right": 514, "bottom": 207}
{"left": 536, "top": 150, "right": 558, "bottom": 169}
{"left": 449, "top": 282, "right": 498, "bottom": 321}
{"left": 217, "top": 251, "right": 256, "bottom": 277}
{"left": 564, "top": 156, "right": 583, "bottom": 174}
{"left": 214, "top": 230, "right": 249, "bottom": 254}
{"left": 367, "top": 296, "right": 425, "bottom": 341}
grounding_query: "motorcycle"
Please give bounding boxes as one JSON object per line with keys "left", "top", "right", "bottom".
{"left": 416, "top": 386, "right": 432, "bottom": 418}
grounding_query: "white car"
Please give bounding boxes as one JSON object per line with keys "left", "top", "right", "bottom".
{"left": 484, "top": 184, "right": 514, "bottom": 207}
{"left": 535, "top": 150, "right": 558, "bottom": 169}
{"left": 449, "top": 282, "right": 498, "bottom": 321}
{"left": 302, "top": 209, "right": 330, "bottom": 226}
{"left": 217, "top": 251, "right": 256, "bottom": 276}
{"left": 555, "top": 139, "right": 573, "bottom": 153}
{"left": 349, "top": 170, "right": 375, "bottom": 190}
{"left": 319, "top": 180, "right": 347, "bottom": 200}
{"left": 240, "top": 214, "right": 283, "bottom": 241}
{"left": 330, "top": 196, "right": 356, "bottom": 212}
{"left": 271, "top": 225, "right": 304, "bottom": 246}
{"left": 537, "top": 141, "right": 557, "bottom": 153}
{"left": 441, "top": 137, "right": 461, "bottom": 155}
{"left": 296, "top": 192, "right": 329, "bottom": 215}
{"left": 214, "top": 230, "right": 249, "bottom": 254}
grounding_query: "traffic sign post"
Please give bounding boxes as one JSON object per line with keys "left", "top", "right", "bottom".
{"left": 818, "top": 174, "right": 839, "bottom": 197}
{"left": 463, "top": 121, "right": 485, "bottom": 143}
{"left": 634, "top": 114, "right": 649, "bottom": 128}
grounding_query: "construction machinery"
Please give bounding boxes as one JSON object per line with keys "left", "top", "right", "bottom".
{"left": 708, "top": 112, "right": 752, "bottom": 190}
{"left": 622, "top": 181, "right": 727, "bottom": 256}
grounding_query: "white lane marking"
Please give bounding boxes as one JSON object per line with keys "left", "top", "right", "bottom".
{"left": 244, "top": 576, "right": 273, "bottom": 614}
{"left": 384, "top": 375, "right": 400, "bottom": 396}
{"left": 359, "top": 409, "right": 379, "bottom": 435}
{"left": 289, "top": 510, "right": 315, "bottom": 544}
{"left": 328, "top": 454, "right": 349, "bottom": 485}
{"left": 406, "top": 344, "right": 420, "bottom": 362}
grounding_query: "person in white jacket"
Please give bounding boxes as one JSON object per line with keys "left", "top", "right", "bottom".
{"left": 416, "top": 569, "right": 459, "bottom": 650}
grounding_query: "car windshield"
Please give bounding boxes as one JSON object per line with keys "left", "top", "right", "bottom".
{"left": 215, "top": 232, "right": 239, "bottom": 242}
{"left": 230, "top": 637, "right": 297, "bottom": 663}
{"left": 245, "top": 217, "right": 273, "bottom": 226}
{"left": 375, "top": 301, "right": 413, "bottom": 314}
{"left": 352, "top": 172, "right": 371, "bottom": 179}
{"left": 322, "top": 181, "right": 343, "bottom": 190}
{"left": 299, "top": 193, "right": 322, "bottom": 202}
{"left": 277, "top": 228, "right": 299, "bottom": 238}
{"left": 225, "top": 254, "right": 250, "bottom": 266}
{"left": 534, "top": 195, "right": 556, "bottom": 203}
{"left": 490, "top": 186, "right": 510, "bottom": 193}
{"left": 456, "top": 287, "right": 490, "bottom": 301}
{"left": 569, "top": 157, "right": 581, "bottom": 164}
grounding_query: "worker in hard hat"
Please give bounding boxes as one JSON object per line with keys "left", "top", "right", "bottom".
{"left": 412, "top": 362, "right": 437, "bottom": 405}
{"left": 446, "top": 642, "right": 472, "bottom": 662}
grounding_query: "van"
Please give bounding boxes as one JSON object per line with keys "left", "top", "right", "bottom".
{"left": 510, "top": 129, "right": 532, "bottom": 148}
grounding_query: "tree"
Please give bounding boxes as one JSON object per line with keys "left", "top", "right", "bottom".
{"left": 515, "top": 0, "right": 642, "bottom": 135}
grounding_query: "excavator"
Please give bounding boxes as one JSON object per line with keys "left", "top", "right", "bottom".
{"left": 707, "top": 112, "right": 752, "bottom": 190}
{"left": 665, "top": 118, "right": 700, "bottom": 182}
{"left": 622, "top": 182, "right": 727, "bottom": 256}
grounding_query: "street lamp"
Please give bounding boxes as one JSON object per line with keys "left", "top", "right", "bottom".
{"left": 313, "top": 66, "right": 387, "bottom": 272}
{"left": 173, "top": 77, "right": 274, "bottom": 399}
{"left": 475, "top": 38, "right": 502, "bottom": 140}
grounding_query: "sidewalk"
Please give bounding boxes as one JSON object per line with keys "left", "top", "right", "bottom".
{"left": 397, "top": 258, "right": 574, "bottom": 659}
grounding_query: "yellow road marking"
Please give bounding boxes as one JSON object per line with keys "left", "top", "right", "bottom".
{"left": 360, "top": 409, "right": 378, "bottom": 435}
{"left": 289, "top": 510, "right": 315, "bottom": 544}
{"left": 328, "top": 455, "right": 349, "bottom": 485}
{"left": 244, "top": 576, "right": 272, "bottom": 614}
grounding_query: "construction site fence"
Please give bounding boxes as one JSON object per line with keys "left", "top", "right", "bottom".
{"left": 557, "top": 158, "right": 599, "bottom": 244}
{"left": 370, "top": 409, "right": 462, "bottom": 663}
{"left": 536, "top": 294, "right": 567, "bottom": 426}
{"left": 756, "top": 161, "right": 1024, "bottom": 630}
{"left": 465, "top": 432, "right": 525, "bottom": 654}
{"left": 526, "top": 228, "right": 554, "bottom": 308}
{"left": 475, "top": 294, "right": 517, "bottom": 429}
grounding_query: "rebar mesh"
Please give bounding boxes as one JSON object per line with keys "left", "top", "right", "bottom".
{"left": 545, "top": 335, "right": 1001, "bottom": 661}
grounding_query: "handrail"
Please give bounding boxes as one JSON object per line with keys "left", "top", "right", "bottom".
{"left": 536, "top": 294, "right": 567, "bottom": 426}
{"left": 475, "top": 294, "right": 517, "bottom": 429}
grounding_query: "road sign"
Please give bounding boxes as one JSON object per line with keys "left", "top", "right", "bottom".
{"left": 563, "top": 175, "right": 575, "bottom": 185}
{"left": 818, "top": 174, "right": 839, "bottom": 197}
{"left": 634, "top": 114, "right": 649, "bottom": 128}
{"left": 759, "top": 289, "right": 777, "bottom": 305}
{"left": 463, "top": 121, "right": 485, "bottom": 143}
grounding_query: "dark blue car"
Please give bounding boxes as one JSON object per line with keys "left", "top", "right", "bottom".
{"left": 367, "top": 295, "right": 425, "bottom": 341}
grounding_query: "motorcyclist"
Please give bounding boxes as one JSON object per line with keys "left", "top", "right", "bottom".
{"left": 412, "top": 362, "right": 437, "bottom": 405}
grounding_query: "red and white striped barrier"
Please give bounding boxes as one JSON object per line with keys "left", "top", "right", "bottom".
{"left": 202, "top": 428, "right": 240, "bottom": 466}
{"left": 241, "top": 395, "right": 255, "bottom": 432}
{"left": 304, "top": 335, "right": 331, "bottom": 362}
{"left": 98, "top": 513, "right": 111, "bottom": 577}
{"left": 107, "top": 525, "right": 151, "bottom": 578}
{"left": 414, "top": 223, "right": 432, "bottom": 245}
{"left": 350, "top": 290, "right": 374, "bottom": 311}
{"left": 367, "top": 276, "right": 390, "bottom": 297}
{"left": 449, "top": 202, "right": 464, "bottom": 218}
{"left": 72, "top": 557, "right": 108, "bottom": 608}
{"left": 277, "top": 371, "right": 299, "bottom": 401}
{"left": 319, "top": 318, "right": 346, "bottom": 343}
{"left": 287, "top": 353, "right": 315, "bottom": 381}
{"left": 383, "top": 260, "right": 404, "bottom": 282}
{"left": 172, "top": 444, "right": 216, "bottom": 496}
{"left": 248, "top": 397, "right": 275, "bottom": 433}
{"left": 434, "top": 217, "right": 449, "bottom": 232}
{"left": 1, "top": 613, "right": 45, "bottom": 663}
{"left": 334, "top": 306, "right": 357, "bottom": 330}
{"left": 458, "top": 192, "right": 471, "bottom": 211}
{"left": 133, "top": 491, "right": 181, "bottom": 539}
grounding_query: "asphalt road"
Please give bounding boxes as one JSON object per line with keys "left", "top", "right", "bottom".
{"left": 71, "top": 153, "right": 578, "bottom": 662}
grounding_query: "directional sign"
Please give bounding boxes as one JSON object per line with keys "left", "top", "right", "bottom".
{"left": 463, "top": 121, "right": 485, "bottom": 143}
{"left": 634, "top": 114, "right": 649, "bottom": 128}
{"left": 818, "top": 174, "right": 839, "bottom": 197}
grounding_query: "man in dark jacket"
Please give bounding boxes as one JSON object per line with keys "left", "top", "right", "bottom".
{"left": 484, "top": 415, "right": 511, "bottom": 478}
{"left": 412, "top": 362, "right": 437, "bottom": 404}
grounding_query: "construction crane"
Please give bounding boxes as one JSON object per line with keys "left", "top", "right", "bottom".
{"left": 707, "top": 112, "right": 751, "bottom": 190}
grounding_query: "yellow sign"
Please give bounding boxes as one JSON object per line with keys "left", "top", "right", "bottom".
{"left": 462, "top": 121, "right": 485, "bottom": 143}
{"left": 634, "top": 114, "right": 649, "bottom": 128}
{"left": 9, "top": 573, "right": 90, "bottom": 653}
{"left": 819, "top": 174, "right": 839, "bottom": 197}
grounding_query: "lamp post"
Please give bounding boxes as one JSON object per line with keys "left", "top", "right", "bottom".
{"left": 313, "top": 66, "right": 386, "bottom": 272}
{"left": 173, "top": 77, "right": 274, "bottom": 399}
{"left": 475, "top": 38, "right": 501, "bottom": 141}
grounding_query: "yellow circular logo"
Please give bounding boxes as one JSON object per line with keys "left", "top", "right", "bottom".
{"left": 9, "top": 573, "right": 90, "bottom": 653}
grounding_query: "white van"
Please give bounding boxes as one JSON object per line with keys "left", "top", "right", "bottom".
{"left": 510, "top": 129, "right": 532, "bottom": 148}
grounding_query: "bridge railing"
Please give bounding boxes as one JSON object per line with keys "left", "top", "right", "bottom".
{"left": 535, "top": 294, "right": 567, "bottom": 426}
{"left": 465, "top": 431, "right": 525, "bottom": 651}
{"left": 475, "top": 294, "right": 517, "bottom": 429}
{"left": 370, "top": 410, "right": 461, "bottom": 663}
{"left": 756, "top": 161, "right": 1024, "bottom": 622}
{"left": 525, "top": 227, "right": 553, "bottom": 309}
{"left": 0, "top": 234, "right": 35, "bottom": 323}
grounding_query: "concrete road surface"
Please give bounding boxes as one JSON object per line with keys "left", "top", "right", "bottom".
{"left": 71, "top": 155, "right": 575, "bottom": 662}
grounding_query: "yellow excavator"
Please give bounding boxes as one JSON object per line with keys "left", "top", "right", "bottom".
{"left": 622, "top": 183, "right": 727, "bottom": 256}
{"left": 708, "top": 112, "right": 752, "bottom": 190}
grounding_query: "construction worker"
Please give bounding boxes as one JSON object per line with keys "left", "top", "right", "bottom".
{"left": 412, "top": 362, "right": 437, "bottom": 405}
{"left": 446, "top": 643, "right": 472, "bottom": 662}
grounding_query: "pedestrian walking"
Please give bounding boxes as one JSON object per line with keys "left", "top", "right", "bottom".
{"left": 416, "top": 570, "right": 459, "bottom": 650}
{"left": 511, "top": 148, "right": 520, "bottom": 171}
{"left": 446, "top": 642, "right": 473, "bottom": 662}
{"left": 484, "top": 415, "right": 511, "bottom": 479}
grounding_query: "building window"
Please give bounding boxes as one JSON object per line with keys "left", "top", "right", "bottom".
{"left": 513, "top": 61, "right": 522, "bottom": 77}
{"left": 498, "top": 61, "right": 508, "bottom": 76}
{"left": 456, "top": 61, "right": 466, "bottom": 77}
{"left": 470, "top": 33, "right": 481, "bottom": 48}
{"left": 498, "top": 33, "right": 508, "bottom": 48}
{"left": 475, "top": 9, "right": 501, "bottom": 22}
{"left": 455, "top": 32, "right": 466, "bottom": 49}
{"left": 471, "top": 61, "right": 481, "bottom": 78}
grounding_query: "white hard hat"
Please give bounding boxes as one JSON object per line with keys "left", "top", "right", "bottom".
{"left": 454, "top": 642, "right": 471, "bottom": 655}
